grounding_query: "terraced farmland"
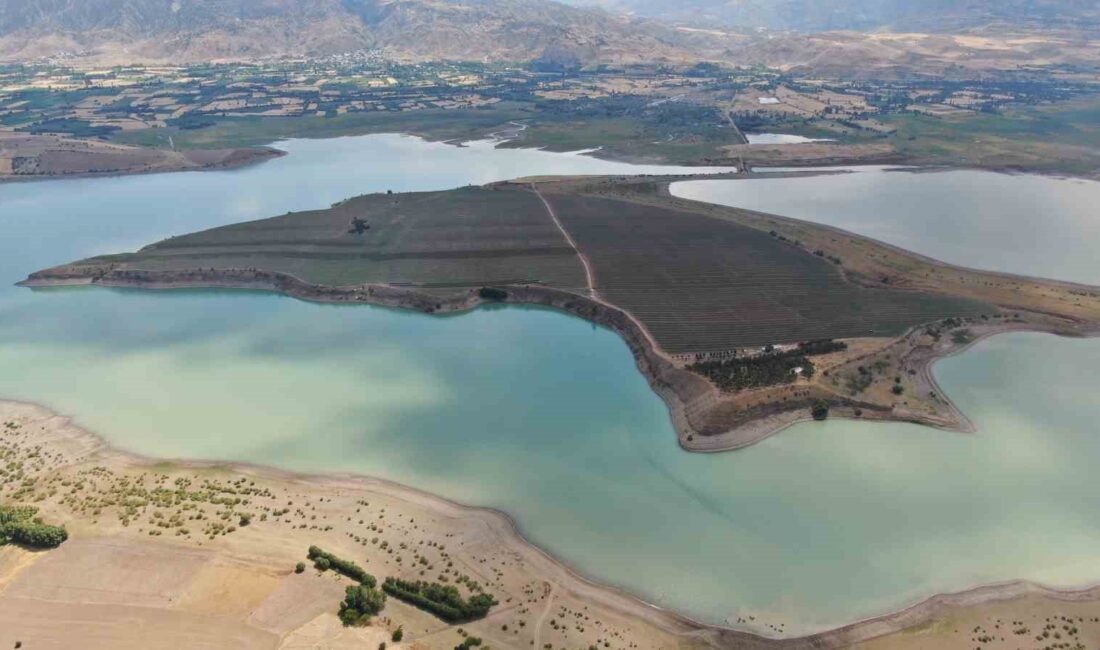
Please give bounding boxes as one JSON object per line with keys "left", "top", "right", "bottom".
{"left": 120, "top": 186, "right": 587, "bottom": 290}
{"left": 543, "top": 192, "right": 990, "bottom": 353}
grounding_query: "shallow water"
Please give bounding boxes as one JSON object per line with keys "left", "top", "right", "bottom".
{"left": 2, "top": 135, "right": 1100, "bottom": 634}
{"left": 744, "top": 133, "right": 834, "bottom": 144}
{"left": 672, "top": 168, "right": 1100, "bottom": 285}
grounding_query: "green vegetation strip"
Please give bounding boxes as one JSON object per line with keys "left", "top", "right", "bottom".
{"left": 382, "top": 577, "right": 497, "bottom": 623}
{"left": 0, "top": 504, "right": 68, "bottom": 549}
{"left": 688, "top": 340, "right": 846, "bottom": 391}
{"left": 305, "top": 546, "right": 497, "bottom": 626}
{"left": 308, "top": 545, "right": 376, "bottom": 586}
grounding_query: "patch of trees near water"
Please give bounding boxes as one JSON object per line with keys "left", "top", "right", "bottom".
{"left": 383, "top": 577, "right": 498, "bottom": 623}
{"left": 305, "top": 546, "right": 497, "bottom": 626}
{"left": 0, "top": 504, "right": 68, "bottom": 549}
{"left": 689, "top": 339, "right": 847, "bottom": 392}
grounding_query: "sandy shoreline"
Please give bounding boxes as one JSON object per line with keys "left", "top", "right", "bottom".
{"left": 4, "top": 397, "right": 1100, "bottom": 649}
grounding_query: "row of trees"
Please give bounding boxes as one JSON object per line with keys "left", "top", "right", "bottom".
{"left": 308, "top": 545, "right": 377, "bottom": 587}
{"left": 0, "top": 505, "right": 68, "bottom": 549}
{"left": 382, "top": 577, "right": 497, "bottom": 623}
{"left": 305, "top": 547, "right": 497, "bottom": 627}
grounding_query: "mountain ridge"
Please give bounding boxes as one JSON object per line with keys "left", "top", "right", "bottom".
{"left": 0, "top": 0, "right": 717, "bottom": 63}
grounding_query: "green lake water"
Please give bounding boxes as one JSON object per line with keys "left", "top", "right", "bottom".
{"left": 2, "top": 135, "right": 1100, "bottom": 635}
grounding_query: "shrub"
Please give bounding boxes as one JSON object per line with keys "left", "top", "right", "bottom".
{"left": 477, "top": 287, "right": 508, "bottom": 301}
{"left": 392, "top": 627, "right": 404, "bottom": 642}
{"left": 891, "top": 384, "right": 905, "bottom": 395}
{"left": 811, "top": 399, "right": 829, "bottom": 421}
{"left": 295, "top": 562, "right": 306, "bottom": 574}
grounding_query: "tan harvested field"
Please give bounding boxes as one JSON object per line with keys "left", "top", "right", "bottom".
{"left": 0, "top": 132, "right": 281, "bottom": 180}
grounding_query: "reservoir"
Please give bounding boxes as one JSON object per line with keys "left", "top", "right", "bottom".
{"left": 672, "top": 168, "right": 1100, "bottom": 285}
{"left": 2, "top": 135, "right": 1100, "bottom": 634}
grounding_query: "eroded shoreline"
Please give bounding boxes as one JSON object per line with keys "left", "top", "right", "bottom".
{"left": 19, "top": 262, "right": 1100, "bottom": 453}
{"left": 19, "top": 267, "right": 1011, "bottom": 453}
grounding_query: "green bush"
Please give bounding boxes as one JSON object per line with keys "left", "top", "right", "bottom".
{"left": 477, "top": 287, "right": 508, "bottom": 301}
{"left": 811, "top": 399, "right": 830, "bottom": 421}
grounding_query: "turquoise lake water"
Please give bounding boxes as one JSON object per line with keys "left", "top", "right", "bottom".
{"left": 2, "top": 135, "right": 1100, "bottom": 634}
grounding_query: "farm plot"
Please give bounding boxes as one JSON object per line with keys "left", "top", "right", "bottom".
{"left": 121, "top": 186, "right": 587, "bottom": 290}
{"left": 543, "top": 193, "right": 989, "bottom": 353}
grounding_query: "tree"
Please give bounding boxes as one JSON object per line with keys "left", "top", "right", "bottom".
{"left": 339, "top": 584, "right": 387, "bottom": 626}
{"left": 811, "top": 399, "right": 829, "bottom": 421}
{"left": 392, "top": 627, "right": 404, "bottom": 642}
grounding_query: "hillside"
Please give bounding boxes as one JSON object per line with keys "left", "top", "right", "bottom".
{"left": 558, "top": 0, "right": 1100, "bottom": 34}
{"left": 0, "top": 0, "right": 714, "bottom": 64}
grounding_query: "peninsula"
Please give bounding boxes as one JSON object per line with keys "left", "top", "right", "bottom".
{"left": 22, "top": 174, "right": 1100, "bottom": 451}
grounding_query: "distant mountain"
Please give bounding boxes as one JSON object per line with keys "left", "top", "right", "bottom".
{"left": 0, "top": 0, "right": 716, "bottom": 63}
{"left": 558, "top": 0, "right": 1100, "bottom": 34}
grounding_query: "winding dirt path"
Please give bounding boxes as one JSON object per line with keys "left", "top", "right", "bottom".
{"left": 532, "top": 185, "right": 675, "bottom": 365}
{"left": 533, "top": 582, "right": 558, "bottom": 649}
{"left": 533, "top": 185, "right": 600, "bottom": 300}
